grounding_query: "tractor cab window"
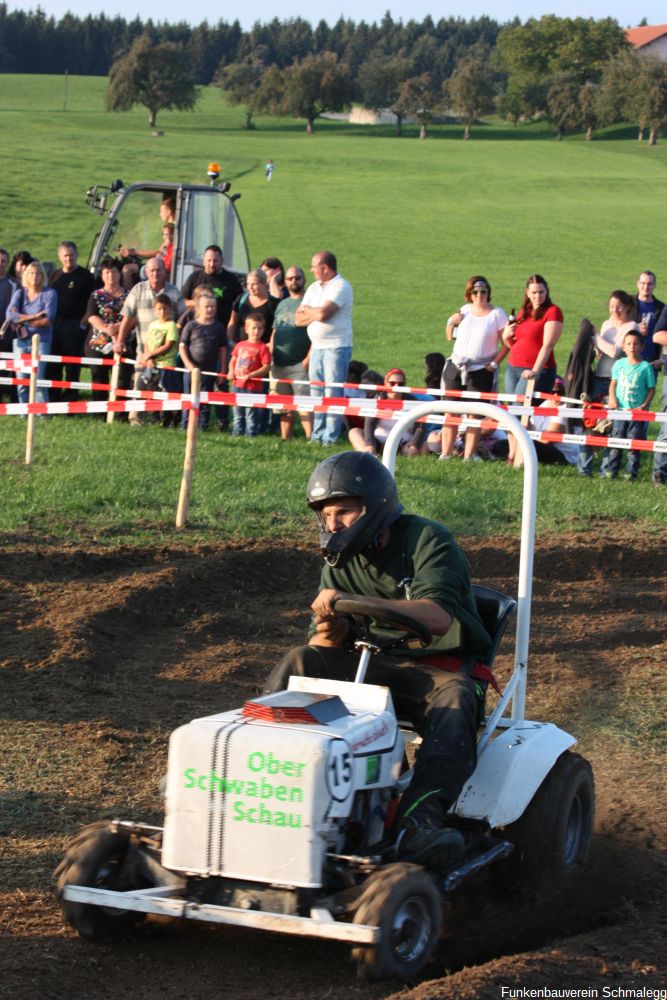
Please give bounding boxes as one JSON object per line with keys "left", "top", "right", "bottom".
{"left": 180, "top": 190, "right": 247, "bottom": 278}
{"left": 114, "top": 190, "right": 176, "bottom": 266}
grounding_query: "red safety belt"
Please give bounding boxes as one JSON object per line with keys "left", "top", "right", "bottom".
{"left": 419, "top": 654, "right": 501, "bottom": 694}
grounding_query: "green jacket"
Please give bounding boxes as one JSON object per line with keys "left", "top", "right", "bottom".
{"left": 315, "top": 513, "right": 491, "bottom": 660}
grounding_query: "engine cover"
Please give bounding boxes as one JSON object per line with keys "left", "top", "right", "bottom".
{"left": 162, "top": 679, "right": 403, "bottom": 888}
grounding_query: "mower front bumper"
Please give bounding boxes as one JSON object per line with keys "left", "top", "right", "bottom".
{"left": 61, "top": 884, "right": 380, "bottom": 944}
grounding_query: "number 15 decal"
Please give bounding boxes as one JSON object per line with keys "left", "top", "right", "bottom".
{"left": 327, "top": 740, "right": 353, "bottom": 801}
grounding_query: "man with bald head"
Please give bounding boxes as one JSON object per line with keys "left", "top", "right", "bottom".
{"left": 270, "top": 266, "right": 312, "bottom": 440}
{"left": 114, "top": 257, "right": 185, "bottom": 424}
{"left": 296, "top": 250, "right": 353, "bottom": 445}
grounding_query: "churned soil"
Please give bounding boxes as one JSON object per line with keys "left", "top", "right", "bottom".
{"left": 0, "top": 530, "right": 665, "bottom": 999}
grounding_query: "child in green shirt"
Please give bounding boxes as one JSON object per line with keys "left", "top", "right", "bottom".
{"left": 602, "top": 330, "right": 656, "bottom": 481}
{"left": 139, "top": 293, "right": 182, "bottom": 424}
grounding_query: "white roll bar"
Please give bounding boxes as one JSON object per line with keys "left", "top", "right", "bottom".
{"left": 382, "top": 401, "right": 537, "bottom": 726}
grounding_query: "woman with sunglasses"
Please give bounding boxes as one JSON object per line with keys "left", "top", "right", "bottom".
{"left": 502, "top": 274, "right": 563, "bottom": 397}
{"left": 352, "top": 367, "right": 418, "bottom": 455}
{"left": 440, "top": 276, "right": 508, "bottom": 461}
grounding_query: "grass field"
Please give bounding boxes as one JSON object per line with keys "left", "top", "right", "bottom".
{"left": 0, "top": 418, "right": 664, "bottom": 544}
{"left": 0, "top": 74, "right": 665, "bottom": 543}
{"left": 2, "top": 74, "right": 667, "bottom": 374}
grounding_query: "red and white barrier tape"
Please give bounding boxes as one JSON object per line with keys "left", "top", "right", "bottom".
{"left": 3, "top": 350, "right": 664, "bottom": 420}
{"left": 0, "top": 398, "right": 191, "bottom": 416}
{"left": 1, "top": 381, "right": 665, "bottom": 430}
{"left": 528, "top": 429, "right": 667, "bottom": 454}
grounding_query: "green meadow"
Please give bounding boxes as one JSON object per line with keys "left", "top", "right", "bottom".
{"left": 0, "top": 74, "right": 664, "bottom": 543}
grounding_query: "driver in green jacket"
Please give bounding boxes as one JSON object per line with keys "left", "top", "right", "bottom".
{"left": 264, "top": 451, "right": 491, "bottom": 872}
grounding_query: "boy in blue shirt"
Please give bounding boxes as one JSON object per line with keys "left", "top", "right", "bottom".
{"left": 602, "top": 330, "right": 656, "bottom": 480}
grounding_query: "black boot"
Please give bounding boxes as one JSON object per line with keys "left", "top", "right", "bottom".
{"left": 396, "top": 815, "right": 464, "bottom": 872}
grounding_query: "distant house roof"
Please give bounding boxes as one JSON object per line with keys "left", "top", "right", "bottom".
{"left": 626, "top": 24, "right": 667, "bottom": 48}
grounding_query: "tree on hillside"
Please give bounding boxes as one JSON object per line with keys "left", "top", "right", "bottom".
{"left": 596, "top": 49, "right": 638, "bottom": 133}
{"left": 187, "top": 21, "right": 243, "bottom": 84}
{"left": 546, "top": 75, "right": 582, "bottom": 139}
{"left": 578, "top": 81, "right": 599, "bottom": 140}
{"left": 494, "top": 16, "right": 562, "bottom": 112}
{"left": 257, "top": 51, "right": 354, "bottom": 133}
{"left": 358, "top": 51, "right": 414, "bottom": 135}
{"left": 624, "top": 56, "right": 667, "bottom": 144}
{"left": 217, "top": 51, "right": 268, "bottom": 129}
{"left": 550, "top": 17, "right": 628, "bottom": 82}
{"left": 394, "top": 73, "right": 444, "bottom": 139}
{"left": 106, "top": 34, "right": 199, "bottom": 127}
{"left": 597, "top": 49, "right": 667, "bottom": 143}
{"left": 444, "top": 55, "right": 496, "bottom": 138}
{"left": 544, "top": 75, "right": 601, "bottom": 140}
{"left": 495, "top": 15, "right": 627, "bottom": 124}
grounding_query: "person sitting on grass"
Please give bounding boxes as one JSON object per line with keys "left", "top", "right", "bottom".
{"left": 511, "top": 375, "right": 578, "bottom": 468}
{"left": 228, "top": 312, "right": 271, "bottom": 437}
{"left": 346, "top": 368, "right": 384, "bottom": 451}
{"left": 352, "top": 368, "right": 419, "bottom": 456}
{"left": 600, "top": 330, "right": 656, "bottom": 481}
{"left": 404, "top": 352, "right": 446, "bottom": 457}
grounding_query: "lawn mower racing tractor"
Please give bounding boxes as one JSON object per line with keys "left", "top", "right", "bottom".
{"left": 56, "top": 402, "right": 595, "bottom": 981}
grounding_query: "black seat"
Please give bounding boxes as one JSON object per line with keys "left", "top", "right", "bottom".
{"left": 472, "top": 584, "right": 516, "bottom": 668}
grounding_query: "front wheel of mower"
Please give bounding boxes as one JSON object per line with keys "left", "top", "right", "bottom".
{"left": 55, "top": 821, "right": 151, "bottom": 941}
{"left": 351, "top": 862, "right": 443, "bottom": 981}
{"left": 501, "top": 751, "right": 595, "bottom": 885}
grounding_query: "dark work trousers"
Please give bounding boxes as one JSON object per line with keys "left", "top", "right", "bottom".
{"left": 264, "top": 645, "right": 483, "bottom": 827}
{"left": 49, "top": 318, "right": 85, "bottom": 401}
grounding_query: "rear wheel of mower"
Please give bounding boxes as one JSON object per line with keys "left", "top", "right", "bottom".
{"left": 351, "top": 862, "right": 442, "bottom": 981}
{"left": 55, "top": 821, "right": 151, "bottom": 941}
{"left": 501, "top": 751, "right": 595, "bottom": 884}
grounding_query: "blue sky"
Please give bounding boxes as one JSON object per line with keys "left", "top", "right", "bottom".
{"left": 6, "top": 1, "right": 664, "bottom": 30}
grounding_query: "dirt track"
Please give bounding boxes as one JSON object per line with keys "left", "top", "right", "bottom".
{"left": 0, "top": 531, "right": 665, "bottom": 998}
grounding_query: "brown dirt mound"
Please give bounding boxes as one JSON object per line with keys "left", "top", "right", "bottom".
{"left": 0, "top": 531, "right": 665, "bottom": 999}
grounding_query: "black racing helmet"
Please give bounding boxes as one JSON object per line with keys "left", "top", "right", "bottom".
{"left": 306, "top": 452, "right": 404, "bottom": 568}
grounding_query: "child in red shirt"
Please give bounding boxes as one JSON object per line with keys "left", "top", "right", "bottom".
{"left": 229, "top": 312, "right": 271, "bottom": 436}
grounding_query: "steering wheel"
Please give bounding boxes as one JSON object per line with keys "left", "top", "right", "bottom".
{"left": 334, "top": 596, "right": 432, "bottom": 652}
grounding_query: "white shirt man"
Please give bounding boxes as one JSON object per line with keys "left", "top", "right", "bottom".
{"left": 295, "top": 251, "right": 353, "bottom": 444}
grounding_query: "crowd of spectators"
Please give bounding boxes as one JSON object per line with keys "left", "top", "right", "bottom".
{"left": 0, "top": 242, "right": 664, "bottom": 484}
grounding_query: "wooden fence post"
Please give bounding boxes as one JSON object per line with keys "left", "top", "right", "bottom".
{"left": 106, "top": 353, "right": 121, "bottom": 425}
{"left": 176, "top": 368, "right": 201, "bottom": 528}
{"left": 24, "top": 334, "right": 40, "bottom": 466}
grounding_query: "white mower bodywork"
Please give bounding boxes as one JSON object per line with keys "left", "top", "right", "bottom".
{"left": 162, "top": 678, "right": 404, "bottom": 887}
{"left": 59, "top": 402, "right": 593, "bottom": 978}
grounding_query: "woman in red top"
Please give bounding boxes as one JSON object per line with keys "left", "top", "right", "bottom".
{"left": 502, "top": 274, "right": 564, "bottom": 397}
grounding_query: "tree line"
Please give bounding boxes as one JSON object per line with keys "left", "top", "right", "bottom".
{"left": 2, "top": 6, "right": 666, "bottom": 141}
{"left": 0, "top": 6, "right": 496, "bottom": 80}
